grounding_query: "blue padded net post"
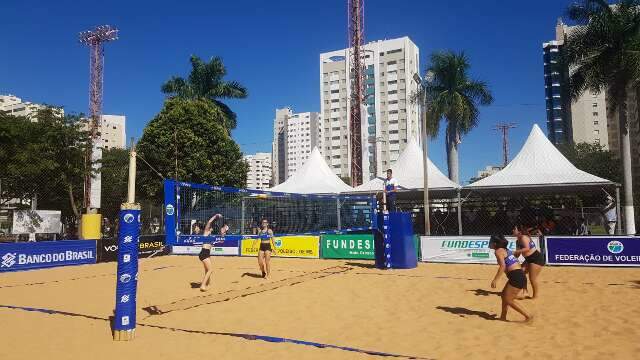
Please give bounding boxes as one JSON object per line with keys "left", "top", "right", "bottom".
{"left": 113, "top": 203, "right": 141, "bottom": 341}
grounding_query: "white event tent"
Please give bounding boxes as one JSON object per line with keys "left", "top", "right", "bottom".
{"left": 268, "top": 147, "right": 353, "bottom": 194}
{"left": 352, "top": 138, "right": 460, "bottom": 194}
{"left": 466, "top": 124, "right": 615, "bottom": 191}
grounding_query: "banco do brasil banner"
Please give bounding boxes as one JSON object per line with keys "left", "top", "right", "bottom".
{"left": 0, "top": 240, "right": 96, "bottom": 272}
{"left": 322, "top": 234, "right": 375, "bottom": 259}
{"left": 545, "top": 236, "right": 640, "bottom": 267}
{"left": 241, "top": 236, "right": 319, "bottom": 258}
{"left": 420, "top": 236, "right": 538, "bottom": 264}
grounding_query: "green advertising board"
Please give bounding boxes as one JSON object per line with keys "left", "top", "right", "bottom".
{"left": 321, "top": 234, "right": 421, "bottom": 260}
{"left": 321, "top": 234, "right": 375, "bottom": 259}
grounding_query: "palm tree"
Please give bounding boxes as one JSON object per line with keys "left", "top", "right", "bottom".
{"left": 423, "top": 51, "right": 493, "bottom": 184}
{"left": 162, "top": 55, "right": 248, "bottom": 132}
{"left": 564, "top": 0, "right": 640, "bottom": 234}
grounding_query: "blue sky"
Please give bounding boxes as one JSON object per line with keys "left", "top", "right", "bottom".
{"left": 0, "top": 0, "right": 575, "bottom": 184}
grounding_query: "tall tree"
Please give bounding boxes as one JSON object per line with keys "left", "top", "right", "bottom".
{"left": 137, "top": 98, "right": 248, "bottom": 199}
{"left": 0, "top": 109, "right": 89, "bottom": 219}
{"left": 559, "top": 142, "right": 622, "bottom": 183}
{"left": 100, "top": 148, "right": 129, "bottom": 222}
{"left": 423, "top": 51, "right": 493, "bottom": 184}
{"left": 161, "top": 55, "right": 248, "bottom": 132}
{"left": 564, "top": 0, "right": 640, "bottom": 234}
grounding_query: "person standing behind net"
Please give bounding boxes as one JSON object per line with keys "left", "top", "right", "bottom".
{"left": 383, "top": 169, "right": 398, "bottom": 212}
{"left": 256, "top": 218, "right": 276, "bottom": 279}
{"left": 602, "top": 196, "right": 617, "bottom": 235}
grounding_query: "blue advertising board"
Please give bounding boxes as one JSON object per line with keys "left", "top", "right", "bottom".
{"left": 545, "top": 236, "right": 640, "bottom": 267}
{"left": 0, "top": 240, "right": 97, "bottom": 272}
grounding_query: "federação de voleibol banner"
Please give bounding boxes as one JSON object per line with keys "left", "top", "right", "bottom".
{"left": 0, "top": 240, "right": 97, "bottom": 272}
{"left": 545, "top": 236, "right": 640, "bottom": 267}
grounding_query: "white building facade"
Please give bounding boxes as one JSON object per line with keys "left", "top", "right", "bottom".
{"left": 99, "top": 115, "right": 126, "bottom": 149}
{"left": 271, "top": 108, "right": 321, "bottom": 184}
{"left": 319, "top": 36, "right": 420, "bottom": 182}
{"left": 0, "top": 94, "right": 63, "bottom": 119}
{"left": 245, "top": 152, "right": 272, "bottom": 190}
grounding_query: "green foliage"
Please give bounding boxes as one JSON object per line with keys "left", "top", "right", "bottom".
{"left": 137, "top": 98, "right": 248, "bottom": 199}
{"left": 161, "top": 55, "right": 248, "bottom": 132}
{"left": 564, "top": 0, "right": 640, "bottom": 105}
{"left": 558, "top": 142, "right": 622, "bottom": 183}
{"left": 0, "top": 109, "right": 89, "bottom": 217}
{"left": 424, "top": 51, "right": 493, "bottom": 140}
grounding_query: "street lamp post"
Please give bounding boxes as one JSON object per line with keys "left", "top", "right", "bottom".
{"left": 413, "top": 72, "right": 432, "bottom": 236}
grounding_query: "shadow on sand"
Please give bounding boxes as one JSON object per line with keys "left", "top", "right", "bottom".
{"left": 436, "top": 306, "right": 497, "bottom": 321}
{"left": 468, "top": 288, "right": 502, "bottom": 297}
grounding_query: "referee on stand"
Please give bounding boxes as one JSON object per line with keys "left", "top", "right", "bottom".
{"left": 383, "top": 169, "right": 398, "bottom": 212}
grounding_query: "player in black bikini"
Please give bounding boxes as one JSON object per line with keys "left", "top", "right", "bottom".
{"left": 256, "top": 218, "right": 276, "bottom": 279}
{"left": 198, "top": 214, "right": 228, "bottom": 291}
{"left": 513, "top": 223, "right": 544, "bottom": 299}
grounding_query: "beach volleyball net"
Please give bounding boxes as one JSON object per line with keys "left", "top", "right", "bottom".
{"left": 164, "top": 180, "right": 375, "bottom": 245}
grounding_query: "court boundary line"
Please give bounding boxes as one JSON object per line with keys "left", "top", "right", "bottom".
{"left": 0, "top": 304, "right": 432, "bottom": 360}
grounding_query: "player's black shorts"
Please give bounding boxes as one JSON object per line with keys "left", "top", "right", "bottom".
{"left": 524, "top": 250, "right": 545, "bottom": 266}
{"left": 259, "top": 242, "right": 272, "bottom": 252}
{"left": 198, "top": 248, "right": 211, "bottom": 261}
{"left": 506, "top": 269, "right": 527, "bottom": 289}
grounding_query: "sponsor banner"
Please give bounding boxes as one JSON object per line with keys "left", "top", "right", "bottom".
{"left": 171, "top": 244, "right": 239, "bottom": 256}
{"left": 12, "top": 210, "right": 62, "bottom": 234}
{"left": 321, "top": 234, "right": 375, "bottom": 259}
{"left": 420, "top": 236, "right": 539, "bottom": 264}
{"left": 100, "top": 235, "right": 167, "bottom": 262}
{"left": 545, "top": 236, "right": 640, "bottom": 267}
{"left": 241, "top": 236, "right": 319, "bottom": 258}
{"left": 0, "top": 240, "right": 96, "bottom": 272}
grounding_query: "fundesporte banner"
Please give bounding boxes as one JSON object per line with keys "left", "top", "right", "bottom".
{"left": 420, "top": 236, "right": 539, "bottom": 264}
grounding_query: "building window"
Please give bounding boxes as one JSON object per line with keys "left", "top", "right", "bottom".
{"left": 593, "top": 130, "right": 600, "bottom": 135}
{"left": 593, "top": 112, "right": 598, "bottom": 116}
{"left": 592, "top": 103, "right": 598, "bottom": 108}
{"left": 331, "top": 90, "right": 339, "bottom": 94}
{"left": 594, "top": 120, "right": 599, "bottom": 125}
{"left": 388, "top": 80, "right": 397, "bottom": 85}
{"left": 387, "top": 61, "right": 397, "bottom": 65}
{"left": 387, "top": 49, "right": 402, "bottom": 55}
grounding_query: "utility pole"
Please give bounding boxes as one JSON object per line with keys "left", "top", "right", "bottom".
{"left": 348, "top": 0, "right": 364, "bottom": 187}
{"left": 494, "top": 122, "right": 516, "bottom": 167}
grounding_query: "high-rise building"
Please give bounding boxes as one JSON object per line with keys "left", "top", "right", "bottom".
{"left": 99, "top": 115, "right": 126, "bottom": 149}
{"left": 245, "top": 152, "right": 272, "bottom": 190}
{"left": 0, "top": 94, "right": 64, "bottom": 119}
{"left": 271, "top": 108, "right": 321, "bottom": 184}
{"left": 320, "top": 36, "right": 420, "bottom": 181}
{"left": 543, "top": 19, "right": 609, "bottom": 147}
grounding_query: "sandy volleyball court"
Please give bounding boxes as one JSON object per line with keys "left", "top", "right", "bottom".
{"left": 0, "top": 256, "right": 638, "bottom": 359}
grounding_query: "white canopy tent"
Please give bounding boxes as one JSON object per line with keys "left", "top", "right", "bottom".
{"left": 268, "top": 147, "right": 353, "bottom": 194}
{"left": 466, "top": 124, "right": 615, "bottom": 191}
{"left": 351, "top": 138, "right": 460, "bottom": 193}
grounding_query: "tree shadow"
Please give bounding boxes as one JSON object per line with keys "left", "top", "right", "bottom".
{"left": 468, "top": 288, "right": 502, "bottom": 297}
{"left": 241, "top": 272, "right": 264, "bottom": 279}
{"left": 436, "top": 306, "right": 497, "bottom": 321}
{"left": 344, "top": 261, "right": 377, "bottom": 269}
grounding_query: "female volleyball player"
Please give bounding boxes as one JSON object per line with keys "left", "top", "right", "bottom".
{"left": 198, "top": 214, "right": 228, "bottom": 291}
{"left": 513, "top": 223, "right": 544, "bottom": 299}
{"left": 489, "top": 234, "right": 532, "bottom": 322}
{"left": 257, "top": 218, "right": 276, "bottom": 279}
